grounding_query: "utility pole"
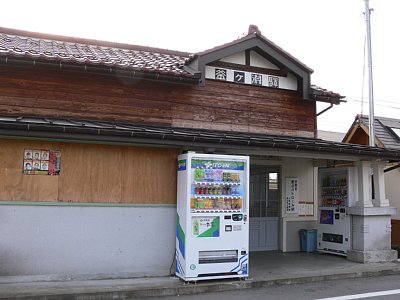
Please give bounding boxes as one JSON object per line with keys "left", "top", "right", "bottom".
{"left": 364, "top": 0, "right": 375, "bottom": 147}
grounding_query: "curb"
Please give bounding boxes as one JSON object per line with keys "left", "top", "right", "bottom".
{"left": 4, "top": 268, "right": 400, "bottom": 299}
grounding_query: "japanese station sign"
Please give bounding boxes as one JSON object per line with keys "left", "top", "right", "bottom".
{"left": 205, "top": 66, "right": 297, "bottom": 91}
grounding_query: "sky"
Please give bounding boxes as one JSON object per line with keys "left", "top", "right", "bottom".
{"left": 1, "top": 0, "right": 400, "bottom": 133}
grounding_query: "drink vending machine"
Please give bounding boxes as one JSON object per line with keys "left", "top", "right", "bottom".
{"left": 175, "top": 153, "right": 249, "bottom": 281}
{"left": 317, "top": 167, "right": 354, "bottom": 256}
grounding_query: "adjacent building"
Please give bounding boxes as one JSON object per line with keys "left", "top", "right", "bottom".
{"left": 343, "top": 114, "right": 400, "bottom": 245}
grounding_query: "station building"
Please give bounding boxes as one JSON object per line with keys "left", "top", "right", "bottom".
{"left": 0, "top": 25, "right": 399, "bottom": 278}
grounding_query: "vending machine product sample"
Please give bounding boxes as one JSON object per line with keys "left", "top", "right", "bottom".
{"left": 176, "top": 153, "right": 249, "bottom": 281}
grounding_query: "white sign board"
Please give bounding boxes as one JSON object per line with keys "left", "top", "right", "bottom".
{"left": 285, "top": 177, "right": 299, "bottom": 214}
{"left": 205, "top": 66, "right": 297, "bottom": 91}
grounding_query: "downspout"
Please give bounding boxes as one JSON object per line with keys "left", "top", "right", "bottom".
{"left": 316, "top": 103, "right": 334, "bottom": 117}
{"left": 384, "top": 163, "right": 400, "bottom": 173}
{"left": 315, "top": 103, "right": 334, "bottom": 136}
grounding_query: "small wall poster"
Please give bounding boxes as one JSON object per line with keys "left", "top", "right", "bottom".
{"left": 23, "top": 149, "right": 61, "bottom": 175}
{"left": 285, "top": 177, "right": 299, "bottom": 214}
{"left": 299, "top": 203, "right": 314, "bottom": 216}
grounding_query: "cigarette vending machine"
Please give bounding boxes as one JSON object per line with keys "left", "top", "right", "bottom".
{"left": 317, "top": 168, "right": 354, "bottom": 256}
{"left": 175, "top": 153, "right": 249, "bottom": 281}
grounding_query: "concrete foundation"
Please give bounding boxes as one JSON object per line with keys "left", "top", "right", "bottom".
{"left": 348, "top": 206, "right": 397, "bottom": 263}
{"left": 0, "top": 204, "right": 176, "bottom": 277}
{"left": 347, "top": 249, "right": 398, "bottom": 263}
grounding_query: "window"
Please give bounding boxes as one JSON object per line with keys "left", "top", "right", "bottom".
{"left": 250, "top": 169, "right": 280, "bottom": 218}
{"left": 391, "top": 127, "right": 400, "bottom": 139}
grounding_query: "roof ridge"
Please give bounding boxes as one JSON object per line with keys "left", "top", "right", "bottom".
{"left": 358, "top": 114, "right": 400, "bottom": 124}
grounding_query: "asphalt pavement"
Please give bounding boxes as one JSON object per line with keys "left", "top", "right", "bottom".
{"left": 158, "top": 274, "right": 400, "bottom": 300}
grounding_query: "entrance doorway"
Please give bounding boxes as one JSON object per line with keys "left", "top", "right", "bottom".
{"left": 249, "top": 167, "right": 280, "bottom": 251}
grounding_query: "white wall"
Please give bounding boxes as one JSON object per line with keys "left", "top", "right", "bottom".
{"left": 220, "top": 52, "right": 246, "bottom": 65}
{"left": 281, "top": 157, "right": 318, "bottom": 251}
{"left": 385, "top": 169, "right": 400, "bottom": 219}
{"left": 250, "top": 51, "right": 279, "bottom": 69}
{"left": 0, "top": 205, "right": 176, "bottom": 278}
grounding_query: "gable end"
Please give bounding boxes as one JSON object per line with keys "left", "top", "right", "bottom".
{"left": 186, "top": 32, "right": 312, "bottom": 99}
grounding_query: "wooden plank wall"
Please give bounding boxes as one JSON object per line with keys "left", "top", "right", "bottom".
{"left": 0, "top": 65, "right": 316, "bottom": 138}
{"left": 392, "top": 219, "right": 400, "bottom": 246}
{"left": 172, "top": 80, "right": 316, "bottom": 137}
{"left": 347, "top": 128, "right": 370, "bottom": 145}
{"left": 0, "top": 140, "right": 60, "bottom": 202}
{"left": 0, "top": 140, "right": 178, "bottom": 204}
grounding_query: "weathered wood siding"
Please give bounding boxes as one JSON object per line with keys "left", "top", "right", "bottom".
{"left": 392, "top": 219, "right": 400, "bottom": 246}
{"left": 0, "top": 65, "right": 316, "bottom": 137}
{"left": 347, "top": 128, "right": 370, "bottom": 145}
{"left": 0, "top": 139, "right": 178, "bottom": 204}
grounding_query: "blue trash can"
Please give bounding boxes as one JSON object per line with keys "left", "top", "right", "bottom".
{"left": 299, "top": 229, "right": 317, "bottom": 252}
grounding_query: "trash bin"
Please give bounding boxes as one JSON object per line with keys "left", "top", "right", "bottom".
{"left": 299, "top": 229, "right": 317, "bottom": 252}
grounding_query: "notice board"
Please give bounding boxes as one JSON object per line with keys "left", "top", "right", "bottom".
{"left": 285, "top": 177, "right": 299, "bottom": 214}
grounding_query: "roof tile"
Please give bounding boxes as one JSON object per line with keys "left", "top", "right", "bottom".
{"left": 0, "top": 32, "right": 194, "bottom": 78}
{"left": 1, "top": 115, "right": 399, "bottom": 161}
{"left": 0, "top": 26, "right": 344, "bottom": 100}
{"left": 357, "top": 115, "right": 400, "bottom": 150}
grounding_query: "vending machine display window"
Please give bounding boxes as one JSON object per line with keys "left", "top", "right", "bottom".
{"left": 191, "top": 163, "right": 243, "bottom": 213}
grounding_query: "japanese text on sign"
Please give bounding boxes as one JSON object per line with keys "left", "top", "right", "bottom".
{"left": 215, "top": 68, "right": 227, "bottom": 81}
{"left": 268, "top": 76, "right": 279, "bottom": 87}
{"left": 210, "top": 66, "right": 284, "bottom": 89}
{"left": 234, "top": 71, "right": 245, "bottom": 83}
{"left": 251, "top": 73, "right": 262, "bottom": 85}
{"left": 285, "top": 177, "right": 299, "bottom": 214}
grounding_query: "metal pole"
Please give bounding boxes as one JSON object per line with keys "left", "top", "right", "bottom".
{"left": 365, "top": 0, "right": 375, "bottom": 146}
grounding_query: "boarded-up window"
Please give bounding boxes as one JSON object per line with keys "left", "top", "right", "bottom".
{"left": 0, "top": 140, "right": 178, "bottom": 204}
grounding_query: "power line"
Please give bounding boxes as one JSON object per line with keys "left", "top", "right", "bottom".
{"left": 318, "top": 118, "right": 355, "bottom": 125}
{"left": 344, "top": 97, "right": 400, "bottom": 110}
{"left": 345, "top": 95, "right": 400, "bottom": 105}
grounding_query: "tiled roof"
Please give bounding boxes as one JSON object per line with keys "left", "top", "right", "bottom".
{"left": 317, "top": 130, "right": 346, "bottom": 142}
{"left": 310, "top": 85, "right": 346, "bottom": 104}
{"left": 0, "top": 26, "right": 344, "bottom": 102}
{"left": 357, "top": 115, "right": 400, "bottom": 150}
{"left": 0, "top": 27, "right": 195, "bottom": 79}
{"left": 0, "top": 115, "right": 399, "bottom": 160}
